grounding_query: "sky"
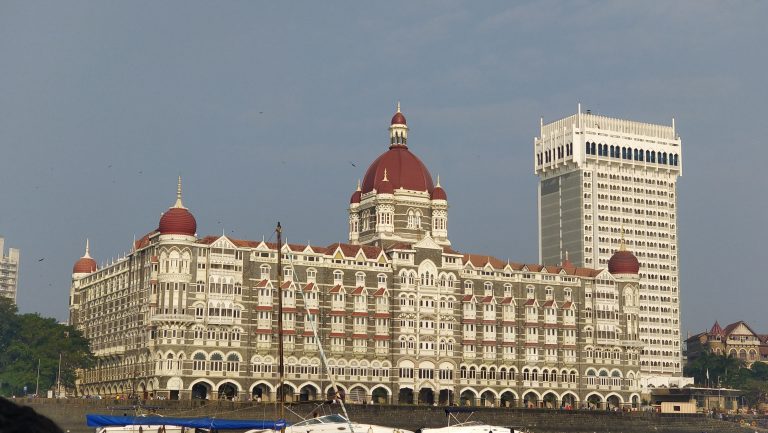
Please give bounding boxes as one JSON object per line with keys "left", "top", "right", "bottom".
{"left": 1, "top": 1, "right": 766, "bottom": 336}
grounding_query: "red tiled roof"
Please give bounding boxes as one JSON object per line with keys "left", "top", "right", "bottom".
{"left": 351, "top": 286, "right": 365, "bottom": 295}
{"left": 329, "top": 285, "right": 343, "bottom": 293}
{"left": 372, "top": 288, "right": 386, "bottom": 297}
{"left": 480, "top": 296, "right": 494, "bottom": 304}
{"left": 351, "top": 334, "right": 367, "bottom": 339}
{"left": 374, "top": 335, "right": 389, "bottom": 341}
{"left": 361, "top": 146, "right": 434, "bottom": 195}
{"left": 543, "top": 300, "right": 556, "bottom": 308}
{"left": 710, "top": 321, "right": 724, "bottom": 336}
{"left": 329, "top": 310, "right": 345, "bottom": 316}
{"left": 303, "top": 283, "right": 315, "bottom": 292}
{"left": 352, "top": 312, "right": 367, "bottom": 317}
{"left": 254, "top": 329, "right": 272, "bottom": 334}
{"left": 561, "top": 301, "right": 573, "bottom": 309}
{"left": 500, "top": 297, "right": 514, "bottom": 305}
{"left": 134, "top": 231, "right": 157, "bottom": 250}
{"left": 280, "top": 281, "right": 292, "bottom": 289}
{"left": 325, "top": 243, "right": 383, "bottom": 259}
{"left": 461, "top": 295, "right": 474, "bottom": 302}
{"left": 255, "top": 279, "right": 269, "bottom": 288}
{"left": 373, "top": 313, "right": 390, "bottom": 318}
{"left": 329, "top": 332, "right": 345, "bottom": 337}
{"left": 255, "top": 306, "right": 272, "bottom": 311}
{"left": 524, "top": 299, "right": 537, "bottom": 306}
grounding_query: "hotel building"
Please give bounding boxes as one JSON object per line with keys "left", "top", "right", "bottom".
{"left": 70, "top": 107, "right": 644, "bottom": 408}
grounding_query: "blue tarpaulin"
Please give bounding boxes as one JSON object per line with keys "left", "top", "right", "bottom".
{"left": 86, "top": 414, "right": 288, "bottom": 430}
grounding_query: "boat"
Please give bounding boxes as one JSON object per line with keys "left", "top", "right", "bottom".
{"left": 86, "top": 414, "right": 286, "bottom": 433}
{"left": 416, "top": 409, "right": 525, "bottom": 433}
{"left": 245, "top": 413, "right": 410, "bottom": 433}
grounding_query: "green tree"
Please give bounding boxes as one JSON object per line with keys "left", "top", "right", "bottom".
{"left": 0, "top": 298, "right": 92, "bottom": 397}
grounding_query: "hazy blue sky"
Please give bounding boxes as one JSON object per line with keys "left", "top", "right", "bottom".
{"left": 1, "top": 1, "right": 766, "bottom": 336}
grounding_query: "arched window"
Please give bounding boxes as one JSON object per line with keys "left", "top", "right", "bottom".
{"left": 193, "top": 353, "right": 206, "bottom": 371}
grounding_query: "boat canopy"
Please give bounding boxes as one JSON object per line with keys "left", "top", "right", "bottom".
{"left": 86, "top": 414, "right": 287, "bottom": 430}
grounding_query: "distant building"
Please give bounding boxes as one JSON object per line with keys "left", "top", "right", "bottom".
{"left": 0, "top": 237, "right": 20, "bottom": 304}
{"left": 686, "top": 321, "right": 768, "bottom": 367}
{"left": 534, "top": 106, "right": 683, "bottom": 378}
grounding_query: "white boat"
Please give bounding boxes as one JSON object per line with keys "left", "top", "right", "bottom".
{"left": 418, "top": 422, "right": 522, "bottom": 433}
{"left": 417, "top": 409, "right": 525, "bottom": 433}
{"left": 246, "top": 413, "right": 411, "bottom": 433}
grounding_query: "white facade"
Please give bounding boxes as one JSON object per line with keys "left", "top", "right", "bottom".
{"left": 534, "top": 106, "right": 683, "bottom": 376}
{"left": 0, "top": 237, "right": 20, "bottom": 304}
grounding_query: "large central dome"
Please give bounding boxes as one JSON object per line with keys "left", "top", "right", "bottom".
{"left": 360, "top": 106, "right": 435, "bottom": 195}
{"left": 361, "top": 147, "right": 435, "bottom": 194}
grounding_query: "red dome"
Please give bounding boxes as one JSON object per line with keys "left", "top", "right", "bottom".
{"left": 350, "top": 189, "right": 361, "bottom": 204}
{"left": 432, "top": 186, "right": 447, "bottom": 200}
{"left": 159, "top": 207, "right": 197, "bottom": 236}
{"left": 377, "top": 178, "right": 394, "bottom": 194}
{"left": 361, "top": 147, "right": 434, "bottom": 195}
{"left": 73, "top": 257, "right": 97, "bottom": 274}
{"left": 391, "top": 111, "right": 406, "bottom": 125}
{"left": 608, "top": 250, "right": 640, "bottom": 274}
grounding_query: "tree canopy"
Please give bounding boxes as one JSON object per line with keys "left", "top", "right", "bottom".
{"left": 684, "top": 351, "right": 768, "bottom": 406}
{"left": 0, "top": 298, "right": 93, "bottom": 397}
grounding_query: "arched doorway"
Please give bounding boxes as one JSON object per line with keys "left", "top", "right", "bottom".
{"left": 523, "top": 391, "right": 539, "bottom": 408}
{"left": 542, "top": 392, "right": 558, "bottom": 409}
{"left": 480, "top": 390, "right": 496, "bottom": 407}
{"left": 460, "top": 390, "right": 476, "bottom": 407}
{"left": 218, "top": 382, "right": 238, "bottom": 400}
{"left": 299, "top": 384, "right": 319, "bottom": 402}
{"left": 587, "top": 394, "right": 603, "bottom": 410}
{"left": 371, "top": 387, "right": 389, "bottom": 404}
{"left": 252, "top": 383, "right": 270, "bottom": 402}
{"left": 398, "top": 387, "right": 414, "bottom": 404}
{"left": 561, "top": 392, "right": 577, "bottom": 409}
{"left": 439, "top": 389, "right": 454, "bottom": 406}
{"left": 349, "top": 386, "right": 367, "bottom": 404}
{"left": 500, "top": 391, "right": 516, "bottom": 408}
{"left": 606, "top": 395, "right": 621, "bottom": 410}
{"left": 191, "top": 382, "right": 210, "bottom": 400}
{"left": 279, "top": 384, "right": 295, "bottom": 403}
{"left": 418, "top": 388, "right": 435, "bottom": 405}
{"left": 631, "top": 395, "right": 639, "bottom": 408}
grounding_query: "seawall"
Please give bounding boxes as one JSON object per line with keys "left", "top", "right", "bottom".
{"left": 18, "top": 399, "right": 764, "bottom": 433}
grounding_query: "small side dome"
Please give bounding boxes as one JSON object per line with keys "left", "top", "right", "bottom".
{"left": 350, "top": 180, "right": 362, "bottom": 204}
{"left": 159, "top": 176, "right": 197, "bottom": 236}
{"left": 608, "top": 250, "right": 640, "bottom": 275}
{"left": 391, "top": 112, "right": 406, "bottom": 125}
{"left": 73, "top": 239, "right": 97, "bottom": 274}
{"left": 431, "top": 175, "right": 447, "bottom": 200}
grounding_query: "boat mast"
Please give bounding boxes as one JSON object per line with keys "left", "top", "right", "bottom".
{"left": 276, "top": 222, "right": 285, "bottom": 426}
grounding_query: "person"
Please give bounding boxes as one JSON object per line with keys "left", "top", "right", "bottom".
{"left": 0, "top": 397, "right": 65, "bottom": 433}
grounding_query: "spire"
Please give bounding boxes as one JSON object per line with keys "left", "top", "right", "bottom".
{"left": 84, "top": 239, "right": 91, "bottom": 259}
{"left": 397, "top": 101, "right": 401, "bottom": 113}
{"left": 356, "top": 179, "right": 361, "bottom": 191}
{"left": 436, "top": 174, "right": 441, "bottom": 188}
{"left": 174, "top": 175, "right": 185, "bottom": 209}
{"left": 383, "top": 168, "right": 389, "bottom": 182}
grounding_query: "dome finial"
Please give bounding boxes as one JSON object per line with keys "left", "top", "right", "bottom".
{"left": 174, "top": 175, "right": 185, "bottom": 209}
{"left": 436, "top": 174, "right": 441, "bottom": 188}
{"left": 397, "top": 101, "right": 401, "bottom": 113}
{"left": 356, "top": 179, "right": 361, "bottom": 191}
{"left": 383, "top": 168, "right": 389, "bottom": 182}
{"left": 84, "top": 238, "right": 91, "bottom": 259}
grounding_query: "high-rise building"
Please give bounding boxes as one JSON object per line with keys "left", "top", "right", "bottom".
{"left": 0, "top": 237, "right": 20, "bottom": 304}
{"left": 534, "top": 105, "right": 683, "bottom": 377}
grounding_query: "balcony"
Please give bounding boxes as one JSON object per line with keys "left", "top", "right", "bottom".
{"left": 149, "top": 314, "right": 195, "bottom": 324}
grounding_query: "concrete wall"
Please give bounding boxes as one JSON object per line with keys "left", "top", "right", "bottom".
{"left": 19, "top": 399, "right": 761, "bottom": 433}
